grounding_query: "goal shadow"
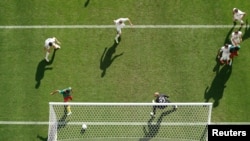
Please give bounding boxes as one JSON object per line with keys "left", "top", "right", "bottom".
{"left": 57, "top": 107, "right": 70, "bottom": 130}
{"left": 139, "top": 109, "right": 176, "bottom": 141}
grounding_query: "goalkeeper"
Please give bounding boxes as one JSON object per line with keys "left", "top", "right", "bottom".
{"left": 150, "top": 92, "right": 177, "bottom": 117}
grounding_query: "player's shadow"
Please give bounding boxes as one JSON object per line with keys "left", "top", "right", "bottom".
{"left": 100, "top": 40, "right": 123, "bottom": 77}
{"left": 212, "top": 51, "right": 222, "bottom": 74}
{"left": 242, "top": 19, "right": 250, "bottom": 41}
{"left": 138, "top": 109, "right": 176, "bottom": 141}
{"left": 224, "top": 24, "right": 235, "bottom": 44}
{"left": 84, "top": 0, "right": 90, "bottom": 7}
{"left": 57, "top": 107, "right": 69, "bottom": 130}
{"left": 35, "top": 50, "right": 56, "bottom": 89}
{"left": 37, "top": 134, "right": 48, "bottom": 141}
{"left": 204, "top": 65, "right": 232, "bottom": 107}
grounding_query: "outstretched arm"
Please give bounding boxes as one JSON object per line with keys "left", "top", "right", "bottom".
{"left": 50, "top": 90, "right": 59, "bottom": 95}
{"left": 128, "top": 18, "right": 133, "bottom": 26}
{"left": 54, "top": 37, "right": 61, "bottom": 44}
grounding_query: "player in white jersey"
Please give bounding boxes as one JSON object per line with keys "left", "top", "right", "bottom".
{"left": 44, "top": 37, "right": 61, "bottom": 62}
{"left": 218, "top": 44, "right": 231, "bottom": 65}
{"left": 233, "top": 8, "right": 246, "bottom": 26}
{"left": 230, "top": 30, "right": 242, "bottom": 47}
{"left": 113, "top": 18, "right": 133, "bottom": 43}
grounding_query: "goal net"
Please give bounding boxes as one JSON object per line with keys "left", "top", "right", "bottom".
{"left": 47, "top": 102, "right": 212, "bottom": 141}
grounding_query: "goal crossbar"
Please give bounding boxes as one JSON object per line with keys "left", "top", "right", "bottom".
{"left": 49, "top": 102, "right": 213, "bottom": 106}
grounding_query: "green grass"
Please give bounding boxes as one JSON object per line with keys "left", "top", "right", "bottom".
{"left": 1, "top": 0, "right": 250, "bottom": 140}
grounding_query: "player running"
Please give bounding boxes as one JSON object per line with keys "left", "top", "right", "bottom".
{"left": 113, "top": 17, "right": 133, "bottom": 43}
{"left": 232, "top": 8, "right": 246, "bottom": 26}
{"left": 217, "top": 44, "right": 231, "bottom": 65}
{"left": 231, "top": 30, "right": 243, "bottom": 47}
{"left": 44, "top": 37, "right": 61, "bottom": 62}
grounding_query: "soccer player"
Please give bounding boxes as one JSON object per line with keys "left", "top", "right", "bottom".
{"left": 150, "top": 92, "right": 177, "bottom": 117}
{"left": 113, "top": 18, "right": 133, "bottom": 43}
{"left": 230, "top": 45, "right": 240, "bottom": 59}
{"left": 231, "top": 30, "right": 242, "bottom": 47}
{"left": 50, "top": 87, "right": 73, "bottom": 116}
{"left": 44, "top": 37, "right": 61, "bottom": 62}
{"left": 233, "top": 8, "right": 246, "bottom": 26}
{"left": 217, "top": 44, "right": 231, "bottom": 65}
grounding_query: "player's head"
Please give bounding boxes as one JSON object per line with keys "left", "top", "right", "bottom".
{"left": 224, "top": 44, "right": 228, "bottom": 48}
{"left": 235, "top": 46, "right": 240, "bottom": 51}
{"left": 48, "top": 42, "right": 53, "bottom": 46}
{"left": 119, "top": 20, "right": 123, "bottom": 24}
{"left": 154, "top": 92, "right": 160, "bottom": 97}
{"left": 233, "top": 8, "right": 238, "bottom": 13}
{"left": 65, "top": 89, "right": 70, "bottom": 94}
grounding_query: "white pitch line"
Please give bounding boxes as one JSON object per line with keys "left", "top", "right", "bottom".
{"left": 1, "top": 121, "right": 250, "bottom": 125}
{"left": 0, "top": 121, "right": 48, "bottom": 125}
{"left": 0, "top": 25, "right": 244, "bottom": 29}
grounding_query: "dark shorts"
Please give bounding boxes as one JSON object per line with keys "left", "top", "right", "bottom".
{"left": 64, "top": 96, "right": 72, "bottom": 102}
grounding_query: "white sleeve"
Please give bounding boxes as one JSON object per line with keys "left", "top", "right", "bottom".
{"left": 238, "top": 10, "right": 245, "bottom": 15}
{"left": 119, "top": 18, "right": 129, "bottom": 22}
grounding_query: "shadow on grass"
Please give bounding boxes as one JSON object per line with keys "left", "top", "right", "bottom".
{"left": 204, "top": 65, "right": 232, "bottom": 107}
{"left": 57, "top": 106, "right": 69, "bottom": 130}
{"left": 212, "top": 52, "right": 223, "bottom": 74}
{"left": 84, "top": 0, "right": 90, "bottom": 7}
{"left": 139, "top": 109, "right": 176, "bottom": 141}
{"left": 35, "top": 50, "right": 56, "bottom": 89}
{"left": 224, "top": 24, "right": 235, "bottom": 44}
{"left": 100, "top": 39, "right": 123, "bottom": 77}
{"left": 37, "top": 134, "right": 47, "bottom": 141}
{"left": 242, "top": 19, "right": 250, "bottom": 41}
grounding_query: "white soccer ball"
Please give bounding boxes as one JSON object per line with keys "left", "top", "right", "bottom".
{"left": 82, "top": 123, "right": 87, "bottom": 129}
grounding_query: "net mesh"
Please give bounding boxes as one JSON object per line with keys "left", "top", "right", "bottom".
{"left": 48, "top": 103, "right": 212, "bottom": 141}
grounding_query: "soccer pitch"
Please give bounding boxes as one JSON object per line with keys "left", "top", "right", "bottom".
{"left": 0, "top": 0, "right": 250, "bottom": 140}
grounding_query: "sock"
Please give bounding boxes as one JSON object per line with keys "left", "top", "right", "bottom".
{"left": 45, "top": 52, "right": 49, "bottom": 59}
{"left": 67, "top": 106, "right": 71, "bottom": 113}
{"left": 115, "top": 34, "right": 120, "bottom": 39}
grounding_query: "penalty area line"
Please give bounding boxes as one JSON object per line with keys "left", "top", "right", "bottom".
{"left": 0, "top": 121, "right": 48, "bottom": 125}
{"left": 0, "top": 25, "right": 244, "bottom": 29}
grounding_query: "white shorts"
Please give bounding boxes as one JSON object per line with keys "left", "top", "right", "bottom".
{"left": 231, "top": 38, "right": 241, "bottom": 46}
{"left": 116, "top": 27, "right": 122, "bottom": 34}
{"left": 220, "top": 53, "right": 230, "bottom": 61}
{"left": 234, "top": 15, "right": 244, "bottom": 21}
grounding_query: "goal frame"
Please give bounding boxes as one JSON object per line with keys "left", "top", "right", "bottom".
{"left": 48, "top": 102, "right": 213, "bottom": 141}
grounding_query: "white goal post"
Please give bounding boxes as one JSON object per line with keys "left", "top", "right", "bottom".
{"left": 48, "top": 102, "right": 212, "bottom": 141}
